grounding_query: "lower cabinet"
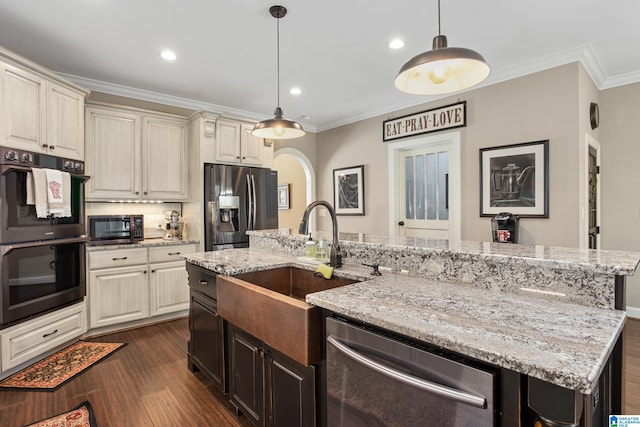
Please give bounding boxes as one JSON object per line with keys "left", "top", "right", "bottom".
{"left": 188, "top": 289, "right": 226, "bottom": 392}
{"left": 0, "top": 301, "right": 87, "bottom": 376}
{"left": 88, "top": 244, "right": 195, "bottom": 330}
{"left": 228, "top": 323, "right": 316, "bottom": 427}
{"left": 186, "top": 263, "right": 226, "bottom": 393}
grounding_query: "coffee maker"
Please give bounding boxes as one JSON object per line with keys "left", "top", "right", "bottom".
{"left": 164, "top": 210, "right": 184, "bottom": 241}
{"left": 491, "top": 212, "right": 519, "bottom": 243}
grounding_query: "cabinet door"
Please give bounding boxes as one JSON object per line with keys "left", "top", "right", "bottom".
{"left": 46, "top": 82, "right": 85, "bottom": 160}
{"left": 215, "top": 120, "right": 241, "bottom": 164}
{"left": 229, "top": 324, "right": 265, "bottom": 426}
{"left": 149, "top": 260, "right": 189, "bottom": 316}
{"left": 88, "top": 265, "right": 148, "bottom": 328}
{"left": 188, "top": 290, "right": 226, "bottom": 393}
{"left": 0, "top": 62, "right": 46, "bottom": 152}
{"left": 269, "top": 350, "right": 316, "bottom": 427}
{"left": 143, "top": 116, "right": 188, "bottom": 200}
{"left": 240, "top": 124, "right": 263, "bottom": 166}
{"left": 85, "top": 107, "right": 141, "bottom": 200}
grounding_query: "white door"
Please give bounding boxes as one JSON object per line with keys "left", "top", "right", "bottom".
{"left": 389, "top": 132, "right": 460, "bottom": 241}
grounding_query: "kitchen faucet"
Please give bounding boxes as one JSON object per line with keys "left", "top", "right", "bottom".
{"left": 299, "top": 201, "right": 342, "bottom": 268}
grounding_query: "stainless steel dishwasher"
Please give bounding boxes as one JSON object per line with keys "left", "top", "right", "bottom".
{"left": 326, "top": 317, "right": 497, "bottom": 427}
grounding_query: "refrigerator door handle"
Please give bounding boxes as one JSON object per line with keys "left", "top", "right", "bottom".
{"left": 246, "top": 174, "right": 253, "bottom": 230}
{"left": 251, "top": 174, "right": 257, "bottom": 230}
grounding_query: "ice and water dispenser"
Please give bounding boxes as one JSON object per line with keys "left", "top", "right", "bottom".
{"left": 491, "top": 212, "right": 519, "bottom": 243}
{"left": 218, "top": 195, "right": 239, "bottom": 232}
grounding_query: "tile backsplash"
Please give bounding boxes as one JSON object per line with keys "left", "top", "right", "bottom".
{"left": 85, "top": 202, "right": 183, "bottom": 239}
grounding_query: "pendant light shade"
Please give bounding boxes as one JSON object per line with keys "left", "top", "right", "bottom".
{"left": 252, "top": 5, "right": 305, "bottom": 140}
{"left": 394, "top": 1, "right": 490, "bottom": 95}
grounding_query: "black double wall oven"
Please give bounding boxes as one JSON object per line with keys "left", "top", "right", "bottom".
{"left": 0, "top": 146, "right": 88, "bottom": 328}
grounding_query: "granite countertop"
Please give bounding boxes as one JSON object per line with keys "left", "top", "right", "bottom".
{"left": 86, "top": 238, "right": 199, "bottom": 251}
{"left": 183, "top": 247, "right": 625, "bottom": 394}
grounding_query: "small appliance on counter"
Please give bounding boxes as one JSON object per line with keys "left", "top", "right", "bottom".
{"left": 164, "top": 210, "right": 185, "bottom": 241}
{"left": 491, "top": 212, "right": 519, "bottom": 243}
{"left": 87, "top": 215, "right": 144, "bottom": 245}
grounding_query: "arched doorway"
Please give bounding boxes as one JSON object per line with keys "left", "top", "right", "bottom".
{"left": 273, "top": 148, "right": 316, "bottom": 232}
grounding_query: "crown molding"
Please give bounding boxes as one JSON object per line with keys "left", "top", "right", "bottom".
{"left": 60, "top": 72, "right": 318, "bottom": 133}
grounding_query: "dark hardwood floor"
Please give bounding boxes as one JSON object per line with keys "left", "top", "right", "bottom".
{"left": 1, "top": 316, "right": 639, "bottom": 426}
{"left": 0, "top": 318, "right": 252, "bottom": 427}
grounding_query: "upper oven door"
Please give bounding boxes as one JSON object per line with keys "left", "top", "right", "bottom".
{"left": 0, "top": 166, "right": 87, "bottom": 243}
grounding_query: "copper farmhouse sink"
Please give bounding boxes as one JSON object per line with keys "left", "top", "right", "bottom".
{"left": 217, "top": 267, "right": 359, "bottom": 366}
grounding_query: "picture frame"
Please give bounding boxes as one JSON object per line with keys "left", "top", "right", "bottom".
{"left": 277, "top": 184, "right": 290, "bottom": 210}
{"left": 479, "top": 140, "right": 549, "bottom": 218}
{"left": 333, "top": 165, "right": 365, "bottom": 215}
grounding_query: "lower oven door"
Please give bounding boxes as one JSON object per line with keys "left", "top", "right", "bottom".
{"left": 326, "top": 317, "right": 497, "bottom": 427}
{"left": 1, "top": 237, "right": 86, "bottom": 326}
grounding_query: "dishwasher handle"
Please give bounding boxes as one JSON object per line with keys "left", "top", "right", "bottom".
{"left": 327, "top": 335, "right": 487, "bottom": 409}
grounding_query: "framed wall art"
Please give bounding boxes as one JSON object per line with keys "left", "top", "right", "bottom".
{"left": 277, "top": 184, "right": 290, "bottom": 210}
{"left": 479, "top": 140, "right": 549, "bottom": 218}
{"left": 333, "top": 165, "right": 364, "bottom": 215}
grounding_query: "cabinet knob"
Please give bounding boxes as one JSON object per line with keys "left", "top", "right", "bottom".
{"left": 49, "top": 145, "right": 55, "bottom": 150}
{"left": 135, "top": 191, "right": 140, "bottom": 195}
{"left": 242, "top": 156, "right": 246, "bottom": 159}
{"left": 199, "top": 280, "right": 208, "bottom": 286}
{"left": 236, "top": 156, "right": 240, "bottom": 159}
{"left": 42, "top": 144, "right": 49, "bottom": 149}
{"left": 144, "top": 191, "right": 148, "bottom": 195}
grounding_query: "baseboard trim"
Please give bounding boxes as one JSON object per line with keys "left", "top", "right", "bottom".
{"left": 627, "top": 306, "right": 640, "bottom": 319}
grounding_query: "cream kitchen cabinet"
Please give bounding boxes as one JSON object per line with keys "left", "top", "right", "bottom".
{"left": 85, "top": 105, "right": 188, "bottom": 201}
{"left": 88, "top": 247, "right": 149, "bottom": 329}
{"left": 215, "top": 119, "right": 264, "bottom": 166}
{"left": 0, "top": 301, "right": 87, "bottom": 376}
{"left": 87, "top": 244, "right": 195, "bottom": 331}
{"left": 148, "top": 245, "right": 194, "bottom": 316}
{"left": 0, "top": 59, "right": 86, "bottom": 160}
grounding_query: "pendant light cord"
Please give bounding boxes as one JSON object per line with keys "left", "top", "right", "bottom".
{"left": 437, "top": 0, "right": 441, "bottom": 36}
{"left": 276, "top": 15, "right": 281, "bottom": 109}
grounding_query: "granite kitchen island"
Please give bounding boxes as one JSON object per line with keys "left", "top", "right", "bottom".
{"left": 183, "top": 230, "right": 640, "bottom": 426}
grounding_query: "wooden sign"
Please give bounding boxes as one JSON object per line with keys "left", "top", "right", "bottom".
{"left": 383, "top": 101, "right": 466, "bottom": 142}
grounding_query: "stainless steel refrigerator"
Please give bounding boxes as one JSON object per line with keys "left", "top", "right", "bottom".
{"left": 204, "top": 163, "right": 278, "bottom": 251}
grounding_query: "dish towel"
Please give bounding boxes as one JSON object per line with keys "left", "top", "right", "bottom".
{"left": 30, "top": 168, "right": 72, "bottom": 218}
{"left": 30, "top": 168, "right": 50, "bottom": 218}
{"left": 45, "top": 168, "right": 64, "bottom": 217}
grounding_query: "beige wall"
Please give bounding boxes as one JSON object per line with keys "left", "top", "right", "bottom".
{"left": 315, "top": 63, "right": 582, "bottom": 246}
{"left": 600, "top": 82, "right": 640, "bottom": 310}
{"left": 274, "top": 154, "right": 307, "bottom": 231}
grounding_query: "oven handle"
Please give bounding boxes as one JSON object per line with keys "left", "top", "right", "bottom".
{"left": 327, "top": 335, "right": 487, "bottom": 409}
{"left": 1, "top": 165, "right": 91, "bottom": 181}
{"left": 2, "top": 236, "right": 89, "bottom": 254}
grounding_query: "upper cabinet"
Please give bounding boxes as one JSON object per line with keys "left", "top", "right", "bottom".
{"left": 85, "top": 105, "right": 188, "bottom": 201}
{"left": 215, "top": 119, "right": 268, "bottom": 166}
{"left": 0, "top": 57, "right": 86, "bottom": 160}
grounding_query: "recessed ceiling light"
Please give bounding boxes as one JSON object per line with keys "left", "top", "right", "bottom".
{"left": 389, "top": 39, "right": 405, "bottom": 50}
{"left": 290, "top": 87, "right": 302, "bottom": 95}
{"left": 161, "top": 50, "right": 177, "bottom": 61}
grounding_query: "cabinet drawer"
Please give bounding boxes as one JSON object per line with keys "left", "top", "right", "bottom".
{"left": 88, "top": 247, "right": 148, "bottom": 270}
{"left": 1, "top": 302, "right": 87, "bottom": 370}
{"left": 187, "top": 262, "right": 217, "bottom": 300}
{"left": 149, "top": 244, "right": 197, "bottom": 263}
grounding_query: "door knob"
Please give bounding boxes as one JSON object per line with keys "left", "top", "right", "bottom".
{"left": 398, "top": 221, "right": 405, "bottom": 226}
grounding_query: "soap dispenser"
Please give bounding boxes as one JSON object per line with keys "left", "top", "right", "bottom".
{"left": 304, "top": 233, "right": 317, "bottom": 258}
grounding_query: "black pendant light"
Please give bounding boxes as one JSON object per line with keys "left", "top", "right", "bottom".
{"left": 394, "top": 0, "right": 490, "bottom": 95}
{"left": 252, "top": 5, "right": 305, "bottom": 140}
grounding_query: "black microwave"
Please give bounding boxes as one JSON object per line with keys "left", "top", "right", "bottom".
{"left": 87, "top": 215, "right": 144, "bottom": 245}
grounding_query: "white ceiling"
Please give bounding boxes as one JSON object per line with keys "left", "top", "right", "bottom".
{"left": 1, "top": 0, "right": 639, "bottom": 133}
